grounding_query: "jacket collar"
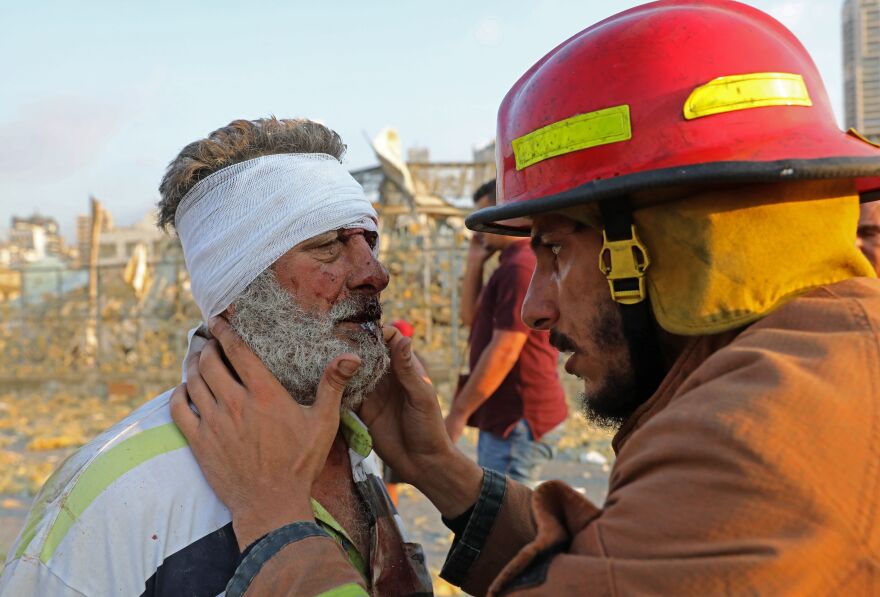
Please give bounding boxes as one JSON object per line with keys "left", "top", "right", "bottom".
{"left": 612, "top": 328, "right": 742, "bottom": 453}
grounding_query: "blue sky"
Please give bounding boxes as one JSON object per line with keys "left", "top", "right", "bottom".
{"left": 0, "top": 0, "right": 842, "bottom": 241}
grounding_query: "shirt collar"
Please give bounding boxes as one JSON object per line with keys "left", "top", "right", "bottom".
{"left": 341, "top": 410, "right": 373, "bottom": 457}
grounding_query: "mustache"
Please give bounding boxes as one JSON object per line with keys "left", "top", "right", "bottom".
{"left": 550, "top": 329, "right": 582, "bottom": 354}
{"left": 334, "top": 295, "right": 383, "bottom": 324}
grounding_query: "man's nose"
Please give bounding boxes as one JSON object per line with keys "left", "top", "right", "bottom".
{"left": 521, "top": 268, "right": 558, "bottom": 331}
{"left": 347, "top": 235, "right": 390, "bottom": 294}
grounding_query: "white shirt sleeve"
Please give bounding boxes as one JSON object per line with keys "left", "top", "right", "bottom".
{"left": 0, "top": 556, "right": 88, "bottom": 596}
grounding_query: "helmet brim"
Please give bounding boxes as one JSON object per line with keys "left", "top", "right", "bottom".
{"left": 467, "top": 157, "right": 880, "bottom": 236}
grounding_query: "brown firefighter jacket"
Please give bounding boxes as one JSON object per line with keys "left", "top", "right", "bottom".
{"left": 439, "top": 277, "right": 880, "bottom": 596}
{"left": 226, "top": 277, "right": 880, "bottom": 596}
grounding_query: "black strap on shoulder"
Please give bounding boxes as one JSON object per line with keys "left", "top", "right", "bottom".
{"left": 225, "top": 522, "right": 332, "bottom": 597}
{"left": 599, "top": 200, "right": 666, "bottom": 401}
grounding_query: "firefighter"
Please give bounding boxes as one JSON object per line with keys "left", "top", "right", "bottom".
{"left": 171, "top": 1, "right": 880, "bottom": 594}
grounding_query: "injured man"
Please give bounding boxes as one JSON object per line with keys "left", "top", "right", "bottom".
{"left": 0, "top": 117, "right": 432, "bottom": 596}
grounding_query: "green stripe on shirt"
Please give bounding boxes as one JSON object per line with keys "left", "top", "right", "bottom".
{"left": 39, "top": 423, "right": 188, "bottom": 563}
{"left": 315, "top": 582, "right": 370, "bottom": 597}
{"left": 14, "top": 452, "right": 77, "bottom": 558}
{"left": 23, "top": 410, "right": 373, "bottom": 565}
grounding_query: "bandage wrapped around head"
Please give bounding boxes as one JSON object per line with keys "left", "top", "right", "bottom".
{"left": 175, "top": 153, "right": 378, "bottom": 322}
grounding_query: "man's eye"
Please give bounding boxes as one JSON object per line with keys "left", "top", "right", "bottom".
{"left": 550, "top": 244, "right": 562, "bottom": 256}
{"left": 316, "top": 240, "right": 341, "bottom": 251}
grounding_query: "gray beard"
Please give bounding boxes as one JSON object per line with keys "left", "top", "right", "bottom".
{"left": 229, "top": 270, "right": 389, "bottom": 409}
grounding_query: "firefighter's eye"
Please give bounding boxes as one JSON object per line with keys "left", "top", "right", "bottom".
{"left": 550, "top": 244, "right": 562, "bottom": 256}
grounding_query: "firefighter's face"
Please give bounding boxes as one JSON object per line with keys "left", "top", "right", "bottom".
{"left": 522, "top": 213, "right": 642, "bottom": 428}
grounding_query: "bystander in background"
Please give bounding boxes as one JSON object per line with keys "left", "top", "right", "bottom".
{"left": 444, "top": 180, "right": 567, "bottom": 483}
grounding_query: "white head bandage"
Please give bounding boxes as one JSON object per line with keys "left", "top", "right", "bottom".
{"left": 175, "top": 153, "right": 378, "bottom": 322}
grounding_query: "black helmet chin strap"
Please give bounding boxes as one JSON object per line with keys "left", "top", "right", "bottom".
{"left": 598, "top": 199, "right": 666, "bottom": 401}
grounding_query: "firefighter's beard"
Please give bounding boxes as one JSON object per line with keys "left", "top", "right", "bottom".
{"left": 552, "top": 301, "right": 642, "bottom": 430}
{"left": 229, "top": 271, "right": 389, "bottom": 410}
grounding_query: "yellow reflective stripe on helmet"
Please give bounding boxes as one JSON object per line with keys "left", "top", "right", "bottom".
{"left": 684, "top": 72, "right": 812, "bottom": 120}
{"left": 316, "top": 583, "right": 370, "bottom": 597}
{"left": 39, "top": 424, "right": 188, "bottom": 563}
{"left": 512, "top": 105, "right": 632, "bottom": 170}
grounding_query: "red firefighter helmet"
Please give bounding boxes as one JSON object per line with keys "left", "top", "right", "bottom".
{"left": 468, "top": 0, "right": 880, "bottom": 234}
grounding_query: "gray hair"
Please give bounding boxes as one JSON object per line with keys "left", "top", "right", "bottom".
{"left": 157, "top": 117, "right": 347, "bottom": 232}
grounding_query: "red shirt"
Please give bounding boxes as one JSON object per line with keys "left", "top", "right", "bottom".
{"left": 466, "top": 240, "right": 567, "bottom": 441}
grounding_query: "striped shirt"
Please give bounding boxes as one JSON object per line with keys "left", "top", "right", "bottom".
{"left": 0, "top": 390, "right": 430, "bottom": 595}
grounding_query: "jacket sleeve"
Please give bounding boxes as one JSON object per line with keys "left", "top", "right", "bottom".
{"left": 226, "top": 522, "right": 368, "bottom": 597}
{"left": 440, "top": 468, "right": 547, "bottom": 596}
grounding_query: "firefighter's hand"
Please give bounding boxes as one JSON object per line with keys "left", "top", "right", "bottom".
{"left": 358, "top": 326, "right": 482, "bottom": 518}
{"left": 170, "top": 316, "right": 360, "bottom": 550}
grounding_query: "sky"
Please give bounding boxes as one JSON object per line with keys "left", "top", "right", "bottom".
{"left": 0, "top": 0, "right": 845, "bottom": 242}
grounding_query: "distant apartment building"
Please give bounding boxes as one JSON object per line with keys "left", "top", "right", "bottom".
{"left": 844, "top": 0, "right": 880, "bottom": 139}
{"left": 8, "top": 214, "right": 64, "bottom": 264}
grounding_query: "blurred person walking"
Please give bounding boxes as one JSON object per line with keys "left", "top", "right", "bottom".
{"left": 444, "top": 180, "right": 567, "bottom": 483}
